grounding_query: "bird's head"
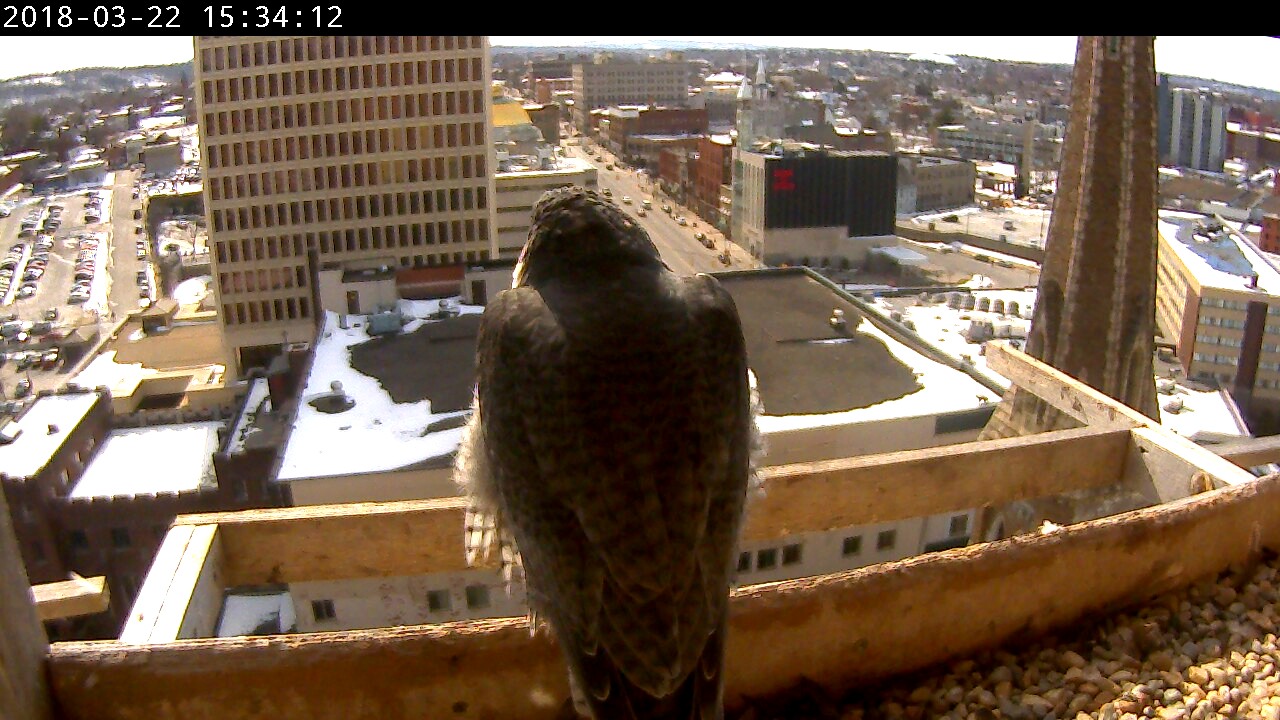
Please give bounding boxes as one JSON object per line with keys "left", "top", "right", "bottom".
{"left": 512, "top": 186, "right": 664, "bottom": 288}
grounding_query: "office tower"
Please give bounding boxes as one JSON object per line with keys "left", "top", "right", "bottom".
{"left": 193, "top": 36, "right": 495, "bottom": 372}
{"left": 571, "top": 53, "right": 690, "bottom": 129}
{"left": 1168, "top": 87, "right": 1228, "bottom": 173}
{"left": 983, "top": 36, "right": 1160, "bottom": 439}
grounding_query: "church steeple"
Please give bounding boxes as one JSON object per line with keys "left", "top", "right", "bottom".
{"left": 982, "top": 36, "right": 1160, "bottom": 437}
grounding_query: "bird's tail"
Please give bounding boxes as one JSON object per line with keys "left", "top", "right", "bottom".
{"left": 566, "top": 623, "right": 726, "bottom": 720}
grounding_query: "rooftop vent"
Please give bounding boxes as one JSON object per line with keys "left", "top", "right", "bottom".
{"left": 829, "top": 308, "right": 847, "bottom": 332}
{"left": 308, "top": 380, "right": 356, "bottom": 414}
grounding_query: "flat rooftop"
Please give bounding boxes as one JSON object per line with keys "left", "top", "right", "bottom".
{"left": 69, "top": 421, "right": 221, "bottom": 498}
{"left": 1158, "top": 210, "right": 1280, "bottom": 294}
{"left": 276, "top": 298, "right": 485, "bottom": 482}
{"left": 875, "top": 287, "right": 1250, "bottom": 442}
{"left": 717, "top": 272, "right": 1000, "bottom": 431}
{"left": 0, "top": 392, "right": 100, "bottom": 479}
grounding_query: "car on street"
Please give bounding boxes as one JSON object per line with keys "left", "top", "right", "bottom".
{"left": 602, "top": 189, "right": 612, "bottom": 198}
{"left": 636, "top": 209, "right": 646, "bottom": 217}
{"left": 642, "top": 200, "right": 652, "bottom": 210}
{"left": 621, "top": 196, "right": 632, "bottom": 204}
{"left": 676, "top": 217, "right": 688, "bottom": 226}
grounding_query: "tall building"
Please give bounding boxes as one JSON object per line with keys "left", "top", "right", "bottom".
{"left": 1154, "top": 211, "right": 1280, "bottom": 429}
{"left": 193, "top": 36, "right": 496, "bottom": 372}
{"left": 1157, "top": 73, "right": 1172, "bottom": 162}
{"left": 983, "top": 36, "right": 1160, "bottom": 439}
{"left": 735, "top": 145, "right": 897, "bottom": 265}
{"left": 570, "top": 54, "right": 691, "bottom": 129}
{"left": 1168, "top": 88, "right": 1228, "bottom": 173}
{"left": 896, "top": 153, "right": 976, "bottom": 214}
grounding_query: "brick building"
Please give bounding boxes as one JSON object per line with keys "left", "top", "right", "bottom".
{"left": 693, "top": 134, "right": 734, "bottom": 230}
{"left": 1262, "top": 213, "right": 1280, "bottom": 255}
{"left": 596, "top": 105, "right": 707, "bottom": 166}
{"left": 0, "top": 384, "right": 288, "bottom": 639}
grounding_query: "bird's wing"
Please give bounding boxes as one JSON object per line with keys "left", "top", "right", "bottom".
{"left": 474, "top": 274, "right": 750, "bottom": 716}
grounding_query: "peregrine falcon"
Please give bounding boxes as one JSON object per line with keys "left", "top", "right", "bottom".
{"left": 456, "top": 187, "right": 756, "bottom": 719}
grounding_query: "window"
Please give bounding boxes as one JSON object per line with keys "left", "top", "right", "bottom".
{"left": 842, "top": 536, "right": 862, "bottom": 557}
{"left": 756, "top": 548, "right": 777, "bottom": 570}
{"left": 311, "top": 599, "right": 336, "bottom": 621}
{"left": 949, "top": 514, "right": 969, "bottom": 537}
{"left": 737, "top": 551, "right": 751, "bottom": 572}
{"left": 782, "top": 543, "right": 802, "bottom": 566}
{"left": 877, "top": 529, "right": 897, "bottom": 551}
{"left": 111, "top": 527, "right": 131, "bottom": 548}
{"left": 68, "top": 530, "right": 88, "bottom": 551}
{"left": 465, "top": 584, "right": 490, "bottom": 609}
{"left": 426, "top": 589, "right": 451, "bottom": 611}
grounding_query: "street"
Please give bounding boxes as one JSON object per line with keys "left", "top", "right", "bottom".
{"left": 563, "top": 138, "right": 760, "bottom": 277}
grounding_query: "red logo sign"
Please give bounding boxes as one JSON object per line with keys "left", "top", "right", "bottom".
{"left": 773, "top": 169, "right": 795, "bottom": 192}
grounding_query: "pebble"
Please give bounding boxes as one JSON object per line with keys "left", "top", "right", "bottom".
{"left": 746, "top": 558, "right": 1280, "bottom": 720}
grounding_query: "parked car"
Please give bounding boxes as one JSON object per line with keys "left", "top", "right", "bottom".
{"left": 15, "top": 379, "right": 31, "bottom": 398}
{"left": 676, "top": 217, "right": 688, "bottom": 226}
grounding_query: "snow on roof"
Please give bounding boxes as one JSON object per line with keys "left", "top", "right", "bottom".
{"left": 756, "top": 316, "right": 1000, "bottom": 434}
{"left": 276, "top": 298, "right": 485, "bottom": 482}
{"left": 1158, "top": 210, "right": 1280, "bottom": 294}
{"left": 704, "top": 71, "right": 745, "bottom": 85}
{"left": 226, "top": 377, "right": 272, "bottom": 454}
{"left": 0, "top": 392, "right": 100, "bottom": 479}
{"left": 137, "top": 116, "right": 185, "bottom": 131}
{"left": 877, "top": 288, "right": 1249, "bottom": 442}
{"left": 72, "top": 350, "right": 157, "bottom": 394}
{"left": 69, "top": 422, "right": 221, "bottom": 498}
{"left": 908, "top": 52, "right": 957, "bottom": 66}
{"left": 216, "top": 590, "right": 296, "bottom": 637}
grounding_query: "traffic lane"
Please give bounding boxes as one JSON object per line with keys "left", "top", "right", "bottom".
{"left": 595, "top": 169, "right": 721, "bottom": 276}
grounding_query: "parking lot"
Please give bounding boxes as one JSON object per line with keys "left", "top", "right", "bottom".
{"left": 0, "top": 168, "right": 151, "bottom": 409}
{"left": 907, "top": 204, "right": 1054, "bottom": 250}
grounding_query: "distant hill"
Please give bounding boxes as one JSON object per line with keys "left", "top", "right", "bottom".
{"left": 0, "top": 63, "right": 192, "bottom": 111}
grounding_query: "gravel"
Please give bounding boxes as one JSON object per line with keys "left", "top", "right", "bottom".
{"left": 734, "top": 551, "right": 1280, "bottom": 719}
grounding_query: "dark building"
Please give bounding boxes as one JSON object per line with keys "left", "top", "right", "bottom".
{"left": 1157, "top": 73, "right": 1172, "bottom": 163}
{"left": 737, "top": 147, "right": 897, "bottom": 264}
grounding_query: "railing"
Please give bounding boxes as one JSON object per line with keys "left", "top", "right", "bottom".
{"left": 9, "top": 344, "right": 1280, "bottom": 720}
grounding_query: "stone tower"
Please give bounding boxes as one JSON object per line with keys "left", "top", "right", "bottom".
{"left": 981, "top": 36, "right": 1160, "bottom": 440}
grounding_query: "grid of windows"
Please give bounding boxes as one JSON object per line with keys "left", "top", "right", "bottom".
{"left": 195, "top": 36, "right": 493, "bottom": 343}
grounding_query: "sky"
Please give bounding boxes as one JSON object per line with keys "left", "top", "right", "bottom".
{"left": 0, "top": 36, "right": 1276, "bottom": 93}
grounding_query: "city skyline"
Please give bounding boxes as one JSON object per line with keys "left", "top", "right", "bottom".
{"left": 0, "top": 36, "right": 1276, "bottom": 93}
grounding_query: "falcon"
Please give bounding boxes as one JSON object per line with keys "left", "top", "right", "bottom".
{"left": 456, "top": 187, "right": 757, "bottom": 719}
